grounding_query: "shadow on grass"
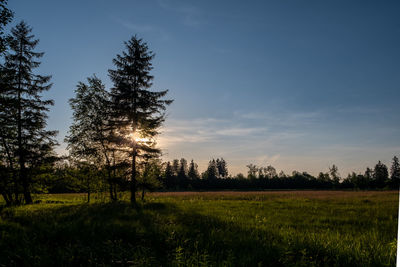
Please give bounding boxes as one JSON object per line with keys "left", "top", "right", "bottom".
{"left": 0, "top": 201, "right": 393, "bottom": 267}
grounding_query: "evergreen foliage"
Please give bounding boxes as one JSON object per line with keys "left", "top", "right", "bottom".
{"left": 0, "top": 21, "right": 57, "bottom": 204}
{"left": 108, "top": 36, "right": 172, "bottom": 204}
{"left": 373, "top": 161, "right": 389, "bottom": 188}
{"left": 389, "top": 156, "right": 400, "bottom": 188}
{"left": 0, "top": 0, "right": 13, "bottom": 54}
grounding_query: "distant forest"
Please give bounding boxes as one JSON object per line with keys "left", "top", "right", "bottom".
{"left": 28, "top": 156, "right": 400, "bottom": 197}
{"left": 0, "top": 1, "right": 399, "bottom": 206}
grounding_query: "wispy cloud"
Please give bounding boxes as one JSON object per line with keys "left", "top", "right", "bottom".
{"left": 157, "top": 0, "right": 205, "bottom": 27}
{"left": 113, "top": 17, "right": 170, "bottom": 41}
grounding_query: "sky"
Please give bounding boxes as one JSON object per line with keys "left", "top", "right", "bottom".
{"left": 8, "top": 0, "right": 400, "bottom": 176}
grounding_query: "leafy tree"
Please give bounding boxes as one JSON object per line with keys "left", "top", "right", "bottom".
{"left": 138, "top": 158, "right": 162, "bottom": 200}
{"left": 108, "top": 36, "right": 172, "bottom": 204}
{"left": 1, "top": 22, "right": 57, "bottom": 204}
{"left": 373, "top": 161, "right": 388, "bottom": 188}
{"left": 0, "top": 0, "right": 13, "bottom": 54}
{"left": 364, "top": 167, "right": 373, "bottom": 186}
{"left": 264, "top": 165, "right": 277, "bottom": 179}
{"left": 390, "top": 156, "right": 400, "bottom": 188}
{"left": 317, "top": 172, "right": 330, "bottom": 183}
{"left": 246, "top": 164, "right": 258, "bottom": 179}
{"left": 278, "top": 170, "right": 287, "bottom": 178}
{"left": 65, "top": 75, "right": 120, "bottom": 201}
{"left": 216, "top": 158, "right": 228, "bottom": 178}
{"left": 329, "top": 164, "right": 340, "bottom": 185}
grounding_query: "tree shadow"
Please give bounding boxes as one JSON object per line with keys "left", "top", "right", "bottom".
{"left": 0, "top": 201, "right": 392, "bottom": 266}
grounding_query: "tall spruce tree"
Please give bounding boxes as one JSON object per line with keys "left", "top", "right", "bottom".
{"left": 1, "top": 21, "right": 57, "bottom": 204}
{"left": 0, "top": 0, "right": 13, "bottom": 54}
{"left": 0, "top": 65, "right": 20, "bottom": 205}
{"left": 0, "top": 0, "right": 14, "bottom": 205}
{"left": 108, "top": 36, "right": 172, "bottom": 204}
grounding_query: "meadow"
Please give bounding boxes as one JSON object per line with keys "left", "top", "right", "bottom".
{"left": 0, "top": 190, "right": 397, "bottom": 266}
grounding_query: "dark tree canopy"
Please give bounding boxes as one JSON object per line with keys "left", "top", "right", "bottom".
{"left": 373, "top": 161, "right": 388, "bottom": 188}
{"left": 0, "top": 0, "right": 13, "bottom": 54}
{"left": 390, "top": 156, "right": 400, "bottom": 188}
{"left": 65, "top": 75, "right": 121, "bottom": 201}
{"left": 108, "top": 36, "right": 172, "bottom": 204}
{"left": 0, "top": 21, "right": 57, "bottom": 204}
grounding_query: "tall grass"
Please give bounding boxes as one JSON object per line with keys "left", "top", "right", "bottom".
{"left": 0, "top": 191, "right": 397, "bottom": 266}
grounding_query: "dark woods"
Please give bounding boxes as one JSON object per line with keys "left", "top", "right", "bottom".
{"left": 16, "top": 156, "right": 400, "bottom": 196}
{"left": 0, "top": 1, "right": 399, "bottom": 206}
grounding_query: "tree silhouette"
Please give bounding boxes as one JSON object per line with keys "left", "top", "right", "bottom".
{"left": 177, "top": 158, "right": 188, "bottom": 189}
{"left": 216, "top": 158, "right": 228, "bottom": 178}
{"left": 65, "top": 75, "right": 119, "bottom": 201}
{"left": 390, "top": 156, "right": 400, "bottom": 188}
{"left": 329, "top": 164, "right": 340, "bottom": 186}
{"left": 0, "top": 0, "right": 13, "bottom": 54}
{"left": 108, "top": 36, "right": 172, "bottom": 204}
{"left": 1, "top": 21, "right": 57, "bottom": 204}
{"left": 373, "top": 161, "right": 388, "bottom": 188}
{"left": 164, "top": 161, "right": 174, "bottom": 189}
{"left": 205, "top": 159, "right": 218, "bottom": 180}
{"left": 188, "top": 159, "right": 199, "bottom": 180}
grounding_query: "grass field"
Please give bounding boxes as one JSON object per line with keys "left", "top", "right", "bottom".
{"left": 0, "top": 191, "right": 397, "bottom": 266}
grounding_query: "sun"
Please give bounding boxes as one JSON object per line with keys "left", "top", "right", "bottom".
{"left": 128, "top": 131, "right": 151, "bottom": 144}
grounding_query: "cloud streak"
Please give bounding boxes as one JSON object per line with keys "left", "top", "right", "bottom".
{"left": 157, "top": 0, "right": 205, "bottom": 27}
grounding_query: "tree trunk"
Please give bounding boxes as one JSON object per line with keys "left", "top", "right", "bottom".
{"left": 107, "top": 167, "right": 115, "bottom": 201}
{"left": 130, "top": 148, "right": 137, "bottom": 205}
{"left": 21, "top": 169, "right": 32, "bottom": 204}
{"left": 17, "top": 39, "right": 32, "bottom": 205}
{"left": 87, "top": 178, "right": 90, "bottom": 203}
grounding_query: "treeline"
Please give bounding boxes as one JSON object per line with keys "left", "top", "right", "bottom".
{"left": 32, "top": 156, "right": 400, "bottom": 196}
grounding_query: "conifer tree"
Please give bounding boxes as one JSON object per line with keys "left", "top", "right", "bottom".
{"left": 108, "top": 36, "right": 172, "bottom": 204}
{"left": 188, "top": 159, "right": 199, "bottom": 180}
{"left": 206, "top": 159, "right": 218, "bottom": 180}
{"left": 164, "top": 161, "right": 174, "bottom": 189}
{"left": 177, "top": 158, "right": 188, "bottom": 189}
{"left": 170, "top": 159, "right": 178, "bottom": 175}
{"left": 1, "top": 22, "right": 57, "bottom": 204}
{"left": 373, "top": 161, "right": 388, "bottom": 188}
{"left": 0, "top": 0, "right": 13, "bottom": 54}
{"left": 390, "top": 156, "right": 400, "bottom": 188}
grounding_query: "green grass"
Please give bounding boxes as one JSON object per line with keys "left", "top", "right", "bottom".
{"left": 0, "top": 191, "right": 397, "bottom": 266}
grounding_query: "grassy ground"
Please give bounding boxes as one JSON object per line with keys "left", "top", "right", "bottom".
{"left": 0, "top": 191, "right": 397, "bottom": 266}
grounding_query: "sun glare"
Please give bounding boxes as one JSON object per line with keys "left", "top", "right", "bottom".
{"left": 128, "top": 132, "right": 151, "bottom": 144}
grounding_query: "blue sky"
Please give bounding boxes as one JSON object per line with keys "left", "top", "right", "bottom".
{"left": 9, "top": 0, "right": 400, "bottom": 176}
